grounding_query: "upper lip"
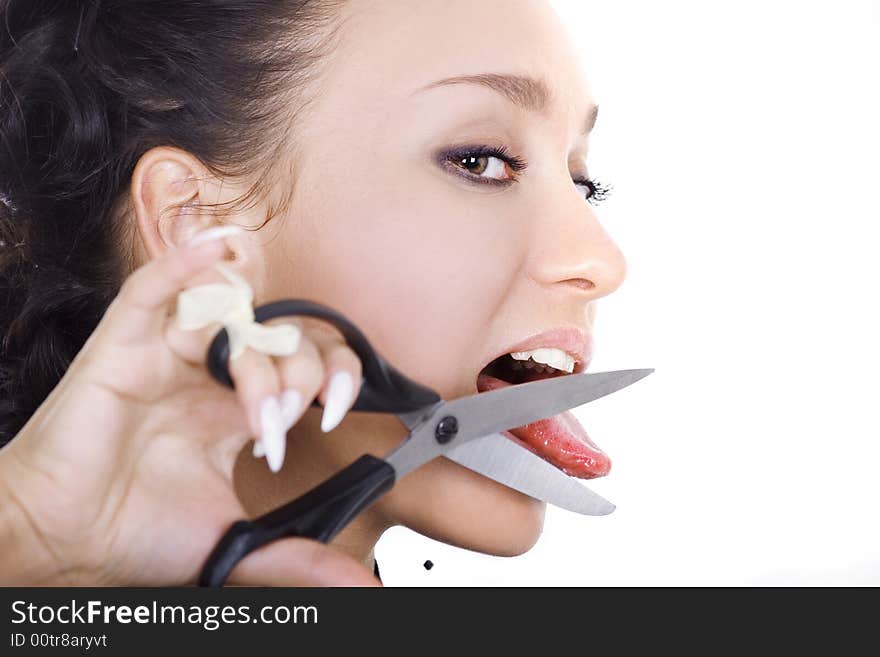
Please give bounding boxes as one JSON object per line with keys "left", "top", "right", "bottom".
{"left": 481, "top": 326, "right": 593, "bottom": 376}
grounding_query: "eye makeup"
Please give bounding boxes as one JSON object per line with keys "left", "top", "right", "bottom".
{"left": 573, "top": 177, "right": 612, "bottom": 206}
{"left": 436, "top": 142, "right": 613, "bottom": 205}
{"left": 437, "top": 143, "right": 526, "bottom": 188}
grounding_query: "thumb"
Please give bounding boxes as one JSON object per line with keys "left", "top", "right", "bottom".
{"left": 224, "top": 537, "right": 382, "bottom": 587}
{"left": 94, "top": 225, "right": 243, "bottom": 348}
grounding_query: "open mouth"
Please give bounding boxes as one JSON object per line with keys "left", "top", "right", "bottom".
{"left": 476, "top": 352, "right": 610, "bottom": 479}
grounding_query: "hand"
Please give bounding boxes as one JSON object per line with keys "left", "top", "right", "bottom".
{"left": 0, "top": 226, "right": 376, "bottom": 586}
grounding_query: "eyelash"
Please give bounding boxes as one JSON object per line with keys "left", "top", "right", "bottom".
{"left": 442, "top": 144, "right": 613, "bottom": 205}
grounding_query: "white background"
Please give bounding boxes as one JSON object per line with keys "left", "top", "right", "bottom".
{"left": 376, "top": 0, "right": 880, "bottom": 585}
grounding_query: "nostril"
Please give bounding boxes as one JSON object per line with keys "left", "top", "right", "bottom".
{"left": 564, "top": 278, "right": 595, "bottom": 291}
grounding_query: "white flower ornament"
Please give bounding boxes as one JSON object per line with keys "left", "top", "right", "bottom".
{"left": 175, "top": 262, "right": 302, "bottom": 359}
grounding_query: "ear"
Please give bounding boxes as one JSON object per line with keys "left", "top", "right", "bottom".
{"left": 130, "top": 146, "right": 224, "bottom": 260}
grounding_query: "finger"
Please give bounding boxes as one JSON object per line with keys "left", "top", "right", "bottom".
{"left": 98, "top": 226, "right": 243, "bottom": 346}
{"left": 293, "top": 319, "right": 364, "bottom": 433}
{"left": 226, "top": 537, "right": 381, "bottom": 587}
{"left": 163, "top": 315, "right": 226, "bottom": 368}
{"left": 311, "top": 335, "right": 364, "bottom": 434}
{"left": 227, "top": 346, "right": 285, "bottom": 472}
{"left": 163, "top": 308, "right": 303, "bottom": 370}
{"left": 272, "top": 334, "right": 325, "bottom": 432}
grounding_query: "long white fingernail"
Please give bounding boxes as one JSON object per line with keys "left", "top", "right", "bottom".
{"left": 259, "top": 396, "right": 286, "bottom": 473}
{"left": 253, "top": 439, "right": 265, "bottom": 458}
{"left": 280, "top": 389, "right": 304, "bottom": 430}
{"left": 185, "top": 225, "right": 243, "bottom": 247}
{"left": 321, "top": 371, "right": 354, "bottom": 433}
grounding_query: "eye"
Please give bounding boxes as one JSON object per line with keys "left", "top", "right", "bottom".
{"left": 440, "top": 143, "right": 613, "bottom": 205}
{"left": 441, "top": 144, "right": 527, "bottom": 187}
{"left": 573, "top": 177, "right": 613, "bottom": 206}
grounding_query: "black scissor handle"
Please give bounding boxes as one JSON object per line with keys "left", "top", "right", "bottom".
{"left": 205, "top": 299, "right": 441, "bottom": 413}
{"left": 199, "top": 454, "right": 395, "bottom": 587}
{"left": 198, "top": 299, "right": 439, "bottom": 587}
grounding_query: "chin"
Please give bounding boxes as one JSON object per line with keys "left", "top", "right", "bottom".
{"left": 466, "top": 492, "right": 546, "bottom": 557}
{"left": 384, "top": 456, "right": 548, "bottom": 557}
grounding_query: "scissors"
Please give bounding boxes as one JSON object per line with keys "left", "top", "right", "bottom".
{"left": 198, "top": 299, "right": 653, "bottom": 587}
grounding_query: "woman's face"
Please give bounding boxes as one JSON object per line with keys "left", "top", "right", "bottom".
{"left": 246, "top": 0, "right": 627, "bottom": 556}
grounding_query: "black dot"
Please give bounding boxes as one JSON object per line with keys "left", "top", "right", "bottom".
{"left": 423, "top": 560, "right": 434, "bottom": 570}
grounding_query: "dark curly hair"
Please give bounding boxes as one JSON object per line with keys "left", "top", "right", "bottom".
{"left": 0, "top": 0, "right": 348, "bottom": 446}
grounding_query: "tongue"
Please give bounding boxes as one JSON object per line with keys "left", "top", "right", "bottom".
{"left": 476, "top": 372, "right": 611, "bottom": 479}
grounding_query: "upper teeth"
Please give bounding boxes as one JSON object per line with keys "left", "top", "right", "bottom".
{"left": 509, "top": 348, "right": 576, "bottom": 373}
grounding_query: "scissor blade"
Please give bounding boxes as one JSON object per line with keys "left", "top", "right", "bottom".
{"left": 445, "top": 433, "right": 615, "bottom": 515}
{"left": 443, "top": 369, "right": 654, "bottom": 444}
{"left": 385, "top": 368, "right": 653, "bottom": 477}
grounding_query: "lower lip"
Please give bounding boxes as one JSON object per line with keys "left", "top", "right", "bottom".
{"left": 477, "top": 372, "right": 611, "bottom": 479}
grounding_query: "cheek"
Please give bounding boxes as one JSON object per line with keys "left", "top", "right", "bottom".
{"left": 287, "top": 182, "right": 521, "bottom": 399}
{"left": 278, "top": 171, "right": 544, "bottom": 553}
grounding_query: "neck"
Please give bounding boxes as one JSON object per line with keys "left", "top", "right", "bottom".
{"left": 233, "top": 407, "right": 401, "bottom": 570}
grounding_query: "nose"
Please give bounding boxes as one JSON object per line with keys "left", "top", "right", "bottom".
{"left": 525, "top": 188, "right": 628, "bottom": 300}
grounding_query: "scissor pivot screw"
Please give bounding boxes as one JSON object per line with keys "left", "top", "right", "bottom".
{"left": 435, "top": 416, "right": 459, "bottom": 444}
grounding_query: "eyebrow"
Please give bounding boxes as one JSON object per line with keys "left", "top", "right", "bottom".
{"left": 412, "top": 72, "right": 599, "bottom": 135}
